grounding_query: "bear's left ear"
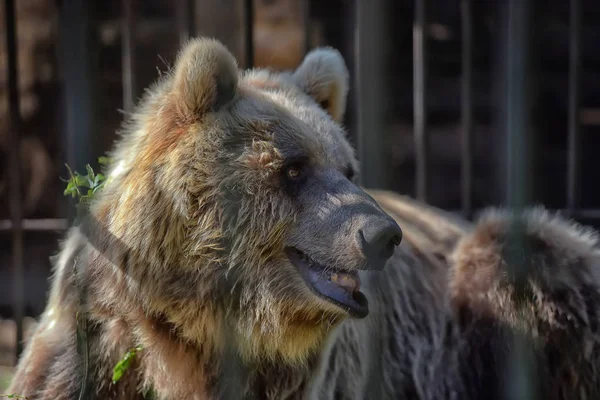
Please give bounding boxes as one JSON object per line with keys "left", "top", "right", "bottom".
{"left": 293, "top": 48, "right": 349, "bottom": 123}
{"left": 172, "top": 38, "right": 239, "bottom": 117}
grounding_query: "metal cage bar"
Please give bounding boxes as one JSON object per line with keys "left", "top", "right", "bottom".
{"left": 176, "top": 0, "right": 196, "bottom": 46}
{"left": 4, "top": 0, "right": 25, "bottom": 360}
{"left": 303, "top": 0, "right": 311, "bottom": 55}
{"left": 567, "top": 0, "right": 581, "bottom": 214}
{"left": 244, "top": 0, "right": 254, "bottom": 69}
{"left": 413, "top": 0, "right": 428, "bottom": 201}
{"left": 58, "top": 0, "right": 95, "bottom": 218}
{"left": 502, "top": 0, "right": 538, "bottom": 398}
{"left": 504, "top": 0, "right": 532, "bottom": 209}
{"left": 7, "top": 205, "right": 600, "bottom": 234}
{"left": 449, "top": 208, "right": 600, "bottom": 220}
{"left": 0, "top": 219, "right": 70, "bottom": 232}
{"left": 355, "top": 0, "right": 387, "bottom": 189}
{"left": 122, "top": 0, "right": 136, "bottom": 113}
{"left": 460, "top": 0, "right": 473, "bottom": 217}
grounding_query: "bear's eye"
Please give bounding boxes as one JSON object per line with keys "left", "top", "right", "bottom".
{"left": 285, "top": 164, "right": 304, "bottom": 181}
{"left": 281, "top": 156, "right": 309, "bottom": 192}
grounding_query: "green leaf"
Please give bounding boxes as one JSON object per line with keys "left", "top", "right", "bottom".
{"left": 112, "top": 346, "right": 144, "bottom": 384}
{"left": 64, "top": 163, "right": 75, "bottom": 178}
{"left": 85, "top": 164, "right": 95, "bottom": 180}
{"left": 98, "top": 156, "right": 112, "bottom": 166}
{"left": 75, "top": 174, "right": 89, "bottom": 188}
{"left": 63, "top": 181, "right": 76, "bottom": 197}
{"left": 94, "top": 174, "right": 105, "bottom": 186}
{"left": 112, "top": 365, "right": 125, "bottom": 385}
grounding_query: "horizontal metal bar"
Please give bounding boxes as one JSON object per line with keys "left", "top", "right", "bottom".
{"left": 564, "top": 209, "right": 600, "bottom": 220}
{"left": 447, "top": 209, "right": 600, "bottom": 221}
{"left": 4, "top": 208, "right": 600, "bottom": 235}
{"left": 0, "top": 219, "right": 70, "bottom": 232}
{"left": 5, "top": 206, "right": 600, "bottom": 234}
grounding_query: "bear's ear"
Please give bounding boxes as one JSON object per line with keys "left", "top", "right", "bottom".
{"left": 172, "top": 38, "right": 238, "bottom": 117}
{"left": 293, "top": 48, "right": 349, "bottom": 123}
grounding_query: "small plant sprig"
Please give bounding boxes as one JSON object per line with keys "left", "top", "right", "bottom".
{"left": 62, "top": 156, "right": 112, "bottom": 204}
{"left": 0, "top": 394, "right": 28, "bottom": 399}
{"left": 61, "top": 156, "right": 112, "bottom": 223}
{"left": 112, "top": 345, "right": 144, "bottom": 384}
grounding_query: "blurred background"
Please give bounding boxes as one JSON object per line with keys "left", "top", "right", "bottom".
{"left": 0, "top": 0, "right": 599, "bottom": 389}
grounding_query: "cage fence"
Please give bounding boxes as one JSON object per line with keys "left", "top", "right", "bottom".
{"left": 0, "top": 0, "right": 592, "bottom": 398}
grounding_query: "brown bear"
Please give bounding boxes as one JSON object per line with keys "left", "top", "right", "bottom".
{"left": 8, "top": 38, "right": 600, "bottom": 400}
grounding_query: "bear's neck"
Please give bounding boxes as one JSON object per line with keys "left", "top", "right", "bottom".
{"left": 212, "top": 353, "right": 318, "bottom": 400}
{"left": 128, "top": 310, "right": 320, "bottom": 400}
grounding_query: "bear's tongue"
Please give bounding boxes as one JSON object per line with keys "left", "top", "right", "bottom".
{"left": 287, "top": 248, "right": 369, "bottom": 319}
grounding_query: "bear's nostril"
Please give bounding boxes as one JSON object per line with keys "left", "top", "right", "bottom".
{"left": 360, "top": 218, "right": 403, "bottom": 265}
{"left": 390, "top": 232, "right": 402, "bottom": 247}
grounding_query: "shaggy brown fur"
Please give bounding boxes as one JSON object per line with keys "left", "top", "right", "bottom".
{"left": 9, "top": 38, "right": 600, "bottom": 400}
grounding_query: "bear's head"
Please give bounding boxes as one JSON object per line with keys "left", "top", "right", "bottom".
{"left": 89, "top": 38, "right": 402, "bottom": 365}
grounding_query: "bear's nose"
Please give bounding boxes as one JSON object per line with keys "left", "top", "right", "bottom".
{"left": 359, "top": 217, "right": 403, "bottom": 269}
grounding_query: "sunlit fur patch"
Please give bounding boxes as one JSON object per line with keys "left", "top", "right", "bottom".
{"left": 234, "top": 292, "right": 344, "bottom": 366}
{"left": 239, "top": 139, "right": 284, "bottom": 188}
{"left": 243, "top": 69, "right": 296, "bottom": 93}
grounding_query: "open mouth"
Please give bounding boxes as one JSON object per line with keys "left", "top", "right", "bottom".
{"left": 285, "top": 247, "right": 369, "bottom": 319}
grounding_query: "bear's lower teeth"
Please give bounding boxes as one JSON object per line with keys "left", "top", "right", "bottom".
{"left": 329, "top": 272, "right": 360, "bottom": 293}
{"left": 293, "top": 249, "right": 360, "bottom": 293}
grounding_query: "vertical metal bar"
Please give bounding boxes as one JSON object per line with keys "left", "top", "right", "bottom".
{"left": 413, "top": 0, "right": 428, "bottom": 201}
{"left": 4, "top": 0, "right": 25, "bottom": 360}
{"left": 567, "top": 0, "right": 581, "bottom": 214}
{"left": 122, "top": 0, "right": 136, "bottom": 113}
{"left": 244, "top": 0, "right": 254, "bottom": 69}
{"left": 504, "top": 0, "right": 532, "bottom": 209}
{"left": 502, "top": 0, "right": 537, "bottom": 399}
{"left": 460, "top": 0, "right": 473, "bottom": 217}
{"left": 59, "top": 0, "right": 94, "bottom": 219}
{"left": 176, "top": 0, "right": 196, "bottom": 46}
{"left": 303, "top": 0, "right": 311, "bottom": 55}
{"left": 355, "top": 0, "right": 387, "bottom": 189}
{"left": 188, "top": 0, "right": 196, "bottom": 40}
{"left": 343, "top": 0, "right": 358, "bottom": 147}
